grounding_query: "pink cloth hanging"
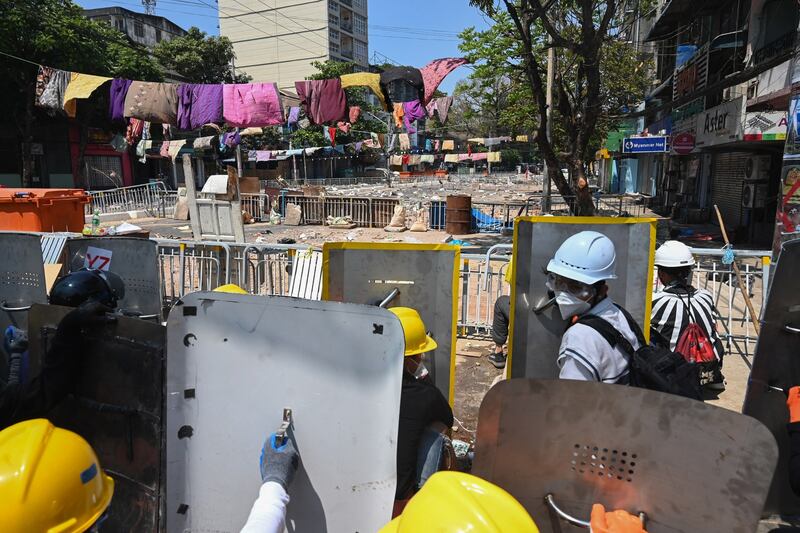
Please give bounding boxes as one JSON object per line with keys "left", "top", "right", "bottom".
{"left": 420, "top": 58, "right": 468, "bottom": 104}
{"left": 223, "top": 83, "right": 284, "bottom": 127}
{"left": 349, "top": 106, "right": 361, "bottom": 123}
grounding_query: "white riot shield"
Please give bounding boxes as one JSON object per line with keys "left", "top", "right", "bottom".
{"left": 508, "top": 217, "right": 657, "bottom": 379}
{"left": 742, "top": 238, "right": 800, "bottom": 515}
{"left": 323, "top": 243, "right": 459, "bottom": 403}
{"left": 473, "top": 379, "right": 777, "bottom": 533}
{"left": 166, "top": 293, "right": 405, "bottom": 533}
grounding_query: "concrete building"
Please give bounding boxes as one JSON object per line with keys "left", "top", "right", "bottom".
{"left": 219, "top": 0, "right": 369, "bottom": 91}
{"left": 83, "top": 7, "right": 187, "bottom": 49}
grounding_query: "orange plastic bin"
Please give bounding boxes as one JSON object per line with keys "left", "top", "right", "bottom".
{"left": 0, "top": 189, "right": 90, "bottom": 232}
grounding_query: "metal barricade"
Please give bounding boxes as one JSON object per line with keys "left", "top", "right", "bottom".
{"left": 281, "top": 195, "right": 400, "bottom": 228}
{"left": 240, "top": 193, "right": 271, "bottom": 222}
{"left": 87, "top": 181, "right": 172, "bottom": 217}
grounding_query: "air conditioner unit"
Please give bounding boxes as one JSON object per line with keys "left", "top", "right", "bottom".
{"left": 744, "top": 155, "right": 771, "bottom": 181}
{"left": 742, "top": 181, "right": 768, "bottom": 208}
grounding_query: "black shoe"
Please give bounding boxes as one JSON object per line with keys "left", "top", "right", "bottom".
{"left": 488, "top": 352, "right": 506, "bottom": 369}
{"left": 706, "top": 369, "right": 726, "bottom": 391}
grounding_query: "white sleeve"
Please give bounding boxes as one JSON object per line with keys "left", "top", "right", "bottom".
{"left": 240, "top": 481, "right": 290, "bottom": 533}
{"left": 558, "top": 355, "right": 598, "bottom": 381}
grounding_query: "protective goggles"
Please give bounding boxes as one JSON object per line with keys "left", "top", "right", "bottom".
{"left": 546, "top": 273, "right": 595, "bottom": 299}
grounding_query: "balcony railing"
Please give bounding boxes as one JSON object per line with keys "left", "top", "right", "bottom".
{"left": 754, "top": 30, "right": 797, "bottom": 65}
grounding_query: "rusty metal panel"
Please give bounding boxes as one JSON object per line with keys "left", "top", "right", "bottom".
{"left": 28, "top": 304, "right": 165, "bottom": 532}
{"left": 473, "top": 379, "right": 777, "bottom": 533}
{"left": 742, "top": 239, "right": 800, "bottom": 515}
{"left": 509, "top": 217, "right": 657, "bottom": 379}
{"left": 165, "top": 293, "right": 404, "bottom": 532}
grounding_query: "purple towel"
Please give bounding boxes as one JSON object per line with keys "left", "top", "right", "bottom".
{"left": 402, "top": 100, "right": 427, "bottom": 134}
{"left": 295, "top": 80, "right": 346, "bottom": 125}
{"left": 109, "top": 79, "right": 132, "bottom": 122}
{"left": 177, "top": 84, "right": 224, "bottom": 130}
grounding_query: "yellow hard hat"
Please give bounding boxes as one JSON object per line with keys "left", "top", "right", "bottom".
{"left": 389, "top": 307, "right": 438, "bottom": 356}
{"left": 213, "top": 283, "right": 248, "bottom": 294}
{"left": 0, "top": 419, "right": 114, "bottom": 533}
{"left": 380, "top": 471, "right": 539, "bottom": 532}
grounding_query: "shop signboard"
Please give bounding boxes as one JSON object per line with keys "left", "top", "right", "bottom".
{"left": 673, "top": 132, "right": 696, "bottom": 155}
{"left": 621, "top": 136, "right": 669, "bottom": 153}
{"left": 695, "top": 97, "right": 745, "bottom": 148}
{"left": 744, "top": 111, "right": 788, "bottom": 141}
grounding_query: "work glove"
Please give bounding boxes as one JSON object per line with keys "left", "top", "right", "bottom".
{"left": 259, "top": 432, "right": 299, "bottom": 490}
{"left": 787, "top": 386, "right": 800, "bottom": 424}
{"left": 590, "top": 504, "right": 647, "bottom": 533}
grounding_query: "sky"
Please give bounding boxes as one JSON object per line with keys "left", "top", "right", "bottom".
{"left": 76, "top": 0, "right": 491, "bottom": 93}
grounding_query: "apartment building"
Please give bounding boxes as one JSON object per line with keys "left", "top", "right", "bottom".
{"left": 83, "top": 7, "right": 187, "bottom": 49}
{"left": 219, "top": 0, "right": 369, "bottom": 91}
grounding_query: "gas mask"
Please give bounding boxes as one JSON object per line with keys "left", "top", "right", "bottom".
{"left": 548, "top": 273, "right": 596, "bottom": 320}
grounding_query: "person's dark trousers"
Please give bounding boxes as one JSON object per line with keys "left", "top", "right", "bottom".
{"left": 491, "top": 295, "right": 510, "bottom": 346}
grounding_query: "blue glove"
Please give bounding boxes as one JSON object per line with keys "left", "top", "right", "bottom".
{"left": 259, "top": 433, "right": 299, "bottom": 489}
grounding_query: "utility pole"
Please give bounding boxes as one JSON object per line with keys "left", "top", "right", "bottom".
{"left": 543, "top": 39, "right": 555, "bottom": 213}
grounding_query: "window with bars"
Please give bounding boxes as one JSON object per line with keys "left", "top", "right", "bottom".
{"left": 328, "top": 0, "right": 338, "bottom": 11}
{"left": 330, "top": 14, "right": 339, "bottom": 26}
{"left": 354, "top": 14, "right": 366, "bottom": 35}
{"left": 134, "top": 21, "right": 144, "bottom": 38}
{"left": 329, "top": 29, "right": 340, "bottom": 42}
{"left": 353, "top": 0, "right": 366, "bottom": 11}
{"left": 330, "top": 42, "right": 340, "bottom": 53}
{"left": 354, "top": 39, "right": 367, "bottom": 63}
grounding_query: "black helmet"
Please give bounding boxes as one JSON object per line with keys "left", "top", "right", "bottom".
{"left": 49, "top": 269, "right": 125, "bottom": 309}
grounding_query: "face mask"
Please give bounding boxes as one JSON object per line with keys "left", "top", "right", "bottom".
{"left": 555, "top": 290, "right": 592, "bottom": 320}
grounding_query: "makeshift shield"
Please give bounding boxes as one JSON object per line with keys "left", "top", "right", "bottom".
{"left": 742, "top": 238, "right": 800, "bottom": 515}
{"left": 473, "top": 379, "right": 777, "bottom": 533}
{"left": 322, "top": 242, "right": 459, "bottom": 403}
{"left": 27, "top": 304, "right": 165, "bottom": 532}
{"left": 64, "top": 237, "right": 161, "bottom": 319}
{"left": 166, "top": 293, "right": 405, "bottom": 533}
{"left": 508, "top": 217, "right": 657, "bottom": 379}
{"left": 0, "top": 233, "right": 48, "bottom": 376}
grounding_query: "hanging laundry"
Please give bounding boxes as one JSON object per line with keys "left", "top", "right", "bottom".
{"left": 167, "top": 139, "right": 187, "bottom": 162}
{"left": 125, "top": 118, "right": 145, "bottom": 145}
{"left": 36, "top": 68, "right": 70, "bottom": 115}
{"left": 340, "top": 73, "right": 389, "bottom": 110}
{"left": 426, "top": 96, "right": 454, "bottom": 124}
{"left": 247, "top": 150, "right": 257, "bottom": 161}
{"left": 434, "top": 140, "right": 440, "bottom": 151}
{"left": 136, "top": 140, "right": 152, "bottom": 163}
{"left": 515, "top": 135, "right": 529, "bottom": 142}
{"left": 442, "top": 139, "right": 455, "bottom": 151}
{"left": 35, "top": 67, "right": 53, "bottom": 104}
{"left": 380, "top": 67, "right": 424, "bottom": 105}
{"left": 488, "top": 152, "right": 502, "bottom": 163}
{"left": 419, "top": 58, "right": 468, "bottom": 104}
{"left": 458, "top": 153, "right": 471, "bottom": 161}
{"left": 287, "top": 107, "right": 300, "bottom": 125}
{"left": 409, "top": 155, "right": 421, "bottom": 165}
{"left": 110, "top": 134, "right": 128, "bottom": 153}
{"left": 392, "top": 103, "right": 405, "bottom": 128}
{"left": 63, "top": 73, "right": 111, "bottom": 118}
{"left": 337, "top": 121, "right": 351, "bottom": 134}
{"left": 387, "top": 134, "right": 397, "bottom": 152}
{"left": 370, "top": 132, "right": 381, "bottom": 148}
{"left": 125, "top": 82, "right": 179, "bottom": 124}
{"left": 255, "top": 151, "right": 273, "bottom": 162}
{"left": 402, "top": 100, "right": 427, "bottom": 134}
{"left": 484, "top": 136, "right": 512, "bottom": 147}
{"left": 222, "top": 130, "right": 241, "bottom": 148}
{"left": 399, "top": 133, "right": 411, "bottom": 151}
{"left": 295, "top": 79, "right": 346, "bottom": 125}
{"left": 472, "top": 153, "right": 488, "bottom": 161}
{"left": 444, "top": 154, "right": 459, "bottom": 163}
{"left": 390, "top": 155, "right": 403, "bottom": 166}
{"left": 420, "top": 154, "right": 435, "bottom": 164}
{"left": 193, "top": 136, "right": 218, "bottom": 151}
{"left": 402, "top": 154, "right": 410, "bottom": 165}
{"left": 240, "top": 127, "right": 263, "bottom": 136}
{"left": 223, "top": 83, "right": 283, "bottom": 127}
{"left": 304, "top": 147, "right": 321, "bottom": 155}
{"left": 142, "top": 121, "right": 151, "bottom": 141}
{"left": 177, "top": 84, "right": 224, "bottom": 130}
{"left": 425, "top": 139, "right": 433, "bottom": 151}
{"left": 285, "top": 149, "right": 304, "bottom": 156}
{"left": 349, "top": 106, "right": 361, "bottom": 124}
{"left": 355, "top": 141, "right": 363, "bottom": 152}
{"left": 325, "top": 126, "right": 337, "bottom": 146}
{"left": 109, "top": 79, "right": 132, "bottom": 122}
{"left": 467, "top": 144, "right": 473, "bottom": 156}
{"left": 334, "top": 145, "right": 345, "bottom": 154}
{"left": 160, "top": 141, "right": 170, "bottom": 158}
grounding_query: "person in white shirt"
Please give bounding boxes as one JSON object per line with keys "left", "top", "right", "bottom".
{"left": 240, "top": 432, "right": 299, "bottom": 533}
{"left": 547, "top": 230, "right": 641, "bottom": 383}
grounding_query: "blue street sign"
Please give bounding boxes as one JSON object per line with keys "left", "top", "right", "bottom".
{"left": 622, "top": 136, "right": 669, "bottom": 153}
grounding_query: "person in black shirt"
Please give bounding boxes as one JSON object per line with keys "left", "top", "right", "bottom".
{"left": 389, "top": 307, "right": 454, "bottom": 505}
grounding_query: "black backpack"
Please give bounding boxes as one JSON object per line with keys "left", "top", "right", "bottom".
{"left": 575, "top": 305, "right": 703, "bottom": 401}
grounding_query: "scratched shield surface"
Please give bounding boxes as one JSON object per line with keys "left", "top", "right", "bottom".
{"left": 28, "top": 304, "right": 166, "bottom": 532}
{"left": 65, "top": 237, "right": 162, "bottom": 318}
{"left": 166, "top": 293, "right": 405, "bottom": 533}
{"left": 473, "top": 379, "right": 777, "bottom": 533}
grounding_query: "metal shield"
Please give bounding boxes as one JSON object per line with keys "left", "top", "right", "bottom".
{"left": 166, "top": 293, "right": 405, "bottom": 533}
{"left": 508, "top": 217, "right": 657, "bottom": 379}
{"left": 27, "top": 304, "right": 166, "bottom": 532}
{"left": 742, "top": 238, "right": 800, "bottom": 515}
{"left": 322, "top": 243, "right": 459, "bottom": 403}
{"left": 65, "top": 237, "right": 162, "bottom": 318}
{"left": 0, "top": 233, "right": 48, "bottom": 376}
{"left": 473, "top": 379, "right": 777, "bottom": 533}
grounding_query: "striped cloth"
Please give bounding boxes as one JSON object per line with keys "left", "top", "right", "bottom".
{"left": 651, "top": 284, "right": 724, "bottom": 361}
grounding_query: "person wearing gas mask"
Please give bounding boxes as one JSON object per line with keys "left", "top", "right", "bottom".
{"left": 547, "top": 231, "right": 640, "bottom": 383}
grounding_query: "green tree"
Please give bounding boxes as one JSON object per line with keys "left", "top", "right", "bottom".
{"left": 0, "top": 0, "right": 163, "bottom": 186}
{"left": 464, "top": 4, "right": 652, "bottom": 214}
{"left": 153, "top": 27, "right": 250, "bottom": 84}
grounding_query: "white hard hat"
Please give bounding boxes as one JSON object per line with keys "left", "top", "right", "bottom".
{"left": 547, "top": 231, "right": 617, "bottom": 285}
{"left": 654, "top": 240, "right": 695, "bottom": 268}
